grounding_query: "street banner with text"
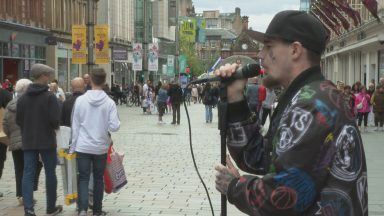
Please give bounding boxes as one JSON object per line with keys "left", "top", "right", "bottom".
{"left": 179, "top": 18, "right": 197, "bottom": 42}
{"left": 95, "top": 25, "right": 110, "bottom": 64}
{"left": 148, "top": 43, "right": 159, "bottom": 71}
{"left": 178, "top": 54, "right": 187, "bottom": 74}
{"left": 167, "top": 55, "right": 175, "bottom": 76}
{"left": 132, "top": 43, "right": 143, "bottom": 71}
{"left": 72, "top": 25, "right": 87, "bottom": 64}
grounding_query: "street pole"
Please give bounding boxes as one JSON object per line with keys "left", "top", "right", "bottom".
{"left": 175, "top": 0, "right": 179, "bottom": 82}
{"left": 86, "top": 0, "right": 96, "bottom": 75}
{"left": 143, "top": 0, "right": 149, "bottom": 81}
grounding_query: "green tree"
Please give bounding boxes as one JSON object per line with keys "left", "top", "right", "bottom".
{"left": 179, "top": 35, "right": 207, "bottom": 77}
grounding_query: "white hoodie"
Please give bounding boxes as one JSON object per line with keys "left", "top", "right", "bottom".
{"left": 70, "top": 90, "right": 120, "bottom": 155}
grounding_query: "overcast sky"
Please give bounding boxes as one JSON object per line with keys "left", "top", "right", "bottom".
{"left": 193, "top": 0, "right": 300, "bottom": 32}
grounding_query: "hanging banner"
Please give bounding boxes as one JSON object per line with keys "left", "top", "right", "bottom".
{"left": 132, "top": 43, "right": 143, "bottom": 71}
{"left": 162, "top": 64, "right": 167, "bottom": 75}
{"left": 178, "top": 54, "right": 187, "bottom": 74}
{"left": 179, "top": 18, "right": 197, "bottom": 42}
{"left": 148, "top": 43, "right": 159, "bottom": 71}
{"left": 94, "top": 25, "right": 110, "bottom": 64}
{"left": 167, "top": 55, "right": 175, "bottom": 76}
{"left": 72, "top": 25, "right": 87, "bottom": 64}
{"left": 197, "top": 18, "right": 206, "bottom": 43}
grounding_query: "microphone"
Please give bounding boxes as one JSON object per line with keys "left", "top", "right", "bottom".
{"left": 188, "top": 64, "right": 261, "bottom": 85}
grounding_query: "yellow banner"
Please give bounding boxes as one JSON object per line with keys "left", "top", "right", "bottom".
{"left": 72, "top": 25, "right": 87, "bottom": 64}
{"left": 95, "top": 25, "right": 110, "bottom": 64}
{"left": 180, "top": 18, "right": 196, "bottom": 43}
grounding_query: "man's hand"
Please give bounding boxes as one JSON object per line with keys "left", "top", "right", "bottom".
{"left": 214, "top": 63, "right": 247, "bottom": 103}
{"left": 215, "top": 155, "right": 241, "bottom": 195}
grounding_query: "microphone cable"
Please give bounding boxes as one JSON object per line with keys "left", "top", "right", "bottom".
{"left": 183, "top": 89, "right": 215, "bottom": 216}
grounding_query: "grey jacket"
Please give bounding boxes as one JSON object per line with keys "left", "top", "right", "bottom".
{"left": 3, "top": 98, "right": 22, "bottom": 151}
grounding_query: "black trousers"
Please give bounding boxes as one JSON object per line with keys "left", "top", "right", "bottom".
{"left": 374, "top": 111, "right": 384, "bottom": 127}
{"left": 357, "top": 112, "right": 369, "bottom": 127}
{"left": 172, "top": 103, "right": 181, "bottom": 124}
{"left": 12, "top": 149, "right": 43, "bottom": 197}
{"left": 0, "top": 143, "right": 6, "bottom": 179}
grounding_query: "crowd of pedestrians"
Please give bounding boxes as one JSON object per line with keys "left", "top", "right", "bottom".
{"left": 0, "top": 61, "right": 383, "bottom": 216}
{"left": 338, "top": 78, "right": 384, "bottom": 132}
{"left": 0, "top": 64, "right": 120, "bottom": 216}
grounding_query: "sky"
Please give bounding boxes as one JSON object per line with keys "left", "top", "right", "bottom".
{"left": 192, "top": 0, "right": 300, "bottom": 32}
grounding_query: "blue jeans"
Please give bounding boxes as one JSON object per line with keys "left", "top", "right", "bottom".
{"left": 205, "top": 105, "right": 213, "bottom": 122}
{"left": 22, "top": 149, "right": 57, "bottom": 213}
{"left": 76, "top": 152, "right": 107, "bottom": 214}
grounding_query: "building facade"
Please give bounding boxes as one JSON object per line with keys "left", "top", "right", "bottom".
{"left": 320, "top": 0, "right": 384, "bottom": 86}
{"left": 0, "top": 0, "right": 49, "bottom": 85}
{"left": 98, "top": 0, "right": 135, "bottom": 86}
{"left": 195, "top": 8, "right": 243, "bottom": 35}
{"left": 45, "top": 0, "right": 89, "bottom": 92}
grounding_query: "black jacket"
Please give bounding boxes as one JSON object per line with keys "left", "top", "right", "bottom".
{"left": 16, "top": 83, "right": 60, "bottom": 150}
{"left": 168, "top": 84, "right": 183, "bottom": 105}
{"left": 225, "top": 66, "right": 367, "bottom": 215}
{"left": 0, "top": 88, "right": 12, "bottom": 109}
{"left": 61, "top": 92, "right": 83, "bottom": 127}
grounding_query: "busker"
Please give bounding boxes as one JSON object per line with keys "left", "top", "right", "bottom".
{"left": 214, "top": 10, "right": 368, "bottom": 215}
{"left": 70, "top": 68, "right": 120, "bottom": 216}
{"left": 16, "top": 64, "right": 63, "bottom": 216}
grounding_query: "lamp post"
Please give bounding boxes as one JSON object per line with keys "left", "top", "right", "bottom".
{"left": 86, "top": 0, "right": 98, "bottom": 75}
{"left": 175, "top": 0, "right": 179, "bottom": 81}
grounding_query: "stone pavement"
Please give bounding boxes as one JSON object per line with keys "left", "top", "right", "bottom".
{"left": 0, "top": 103, "right": 383, "bottom": 216}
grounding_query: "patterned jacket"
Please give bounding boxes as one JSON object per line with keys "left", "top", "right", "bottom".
{"left": 226, "top": 66, "right": 368, "bottom": 215}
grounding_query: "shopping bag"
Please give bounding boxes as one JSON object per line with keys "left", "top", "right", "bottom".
{"left": 104, "top": 146, "right": 113, "bottom": 194}
{"left": 104, "top": 146, "right": 127, "bottom": 193}
{"left": 58, "top": 149, "right": 78, "bottom": 206}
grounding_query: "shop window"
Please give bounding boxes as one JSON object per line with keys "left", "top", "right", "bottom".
{"left": 2, "top": 43, "right": 9, "bottom": 56}
{"left": 58, "top": 57, "right": 68, "bottom": 92}
{"left": 70, "top": 59, "right": 79, "bottom": 81}
{"left": 23, "top": 45, "right": 30, "bottom": 58}
{"left": 30, "top": 46, "right": 35, "bottom": 58}
{"left": 379, "top": 50, "right": 384, "bottom": 79}
{"left": 11, "top": 44, "right": 20, "bottom": 57}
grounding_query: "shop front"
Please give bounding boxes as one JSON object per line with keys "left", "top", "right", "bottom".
{"left": 0, "top": 22, "right": 49, "bottom": 85}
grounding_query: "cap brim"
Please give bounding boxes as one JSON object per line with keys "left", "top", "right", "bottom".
{"left": 245, "top": 30, "right": 267, "bottom": 43}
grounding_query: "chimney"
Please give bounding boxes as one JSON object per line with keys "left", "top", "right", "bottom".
{"left": 242, "top": 16, "right": 249, "bottom": 31}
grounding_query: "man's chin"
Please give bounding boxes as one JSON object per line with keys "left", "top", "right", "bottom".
{"left": 262, "top": 75, "right": 281, "bottom": 89}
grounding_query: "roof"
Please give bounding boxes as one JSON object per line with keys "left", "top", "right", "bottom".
{"left": 205, "top": 28, "right": 237, "bottom": 40}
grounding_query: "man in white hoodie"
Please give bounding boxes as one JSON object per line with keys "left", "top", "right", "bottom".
{"left": 70, "top": 68, "right": 120, "bottom": 216}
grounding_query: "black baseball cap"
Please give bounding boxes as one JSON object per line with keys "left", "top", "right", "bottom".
{"left": 250, "top": 10, "right": 329, "bottom": 54}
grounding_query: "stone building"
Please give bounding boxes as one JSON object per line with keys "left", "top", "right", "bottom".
{"left": 320, "top": 0, "right": 384, "bottom": 86}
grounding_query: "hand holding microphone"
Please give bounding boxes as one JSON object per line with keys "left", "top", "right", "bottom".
{"left": 214, "top": 63, "right": 258, "bottom": 103}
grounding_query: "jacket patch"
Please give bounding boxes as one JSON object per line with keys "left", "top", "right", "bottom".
{"left": 276, "top": 107, "right": 313, "bottom": 155}
{"left": 317, "top": 188, "right": 354, "bottom": 216}
{"left": 330, "top": 125, "right": 362, "bottom": 182}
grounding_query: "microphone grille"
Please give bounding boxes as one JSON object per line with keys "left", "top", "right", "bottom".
{"left": 244, "top": 64, "right": 261, "bottom": 78}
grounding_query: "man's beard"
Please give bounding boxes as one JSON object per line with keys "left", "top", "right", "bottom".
{"left": 262, "top": 74, "right": 281, "bottom": 89}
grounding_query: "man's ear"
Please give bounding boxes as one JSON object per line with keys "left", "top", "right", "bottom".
{"left": 290, "top": 42, "right": 305, "bottom": 60}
